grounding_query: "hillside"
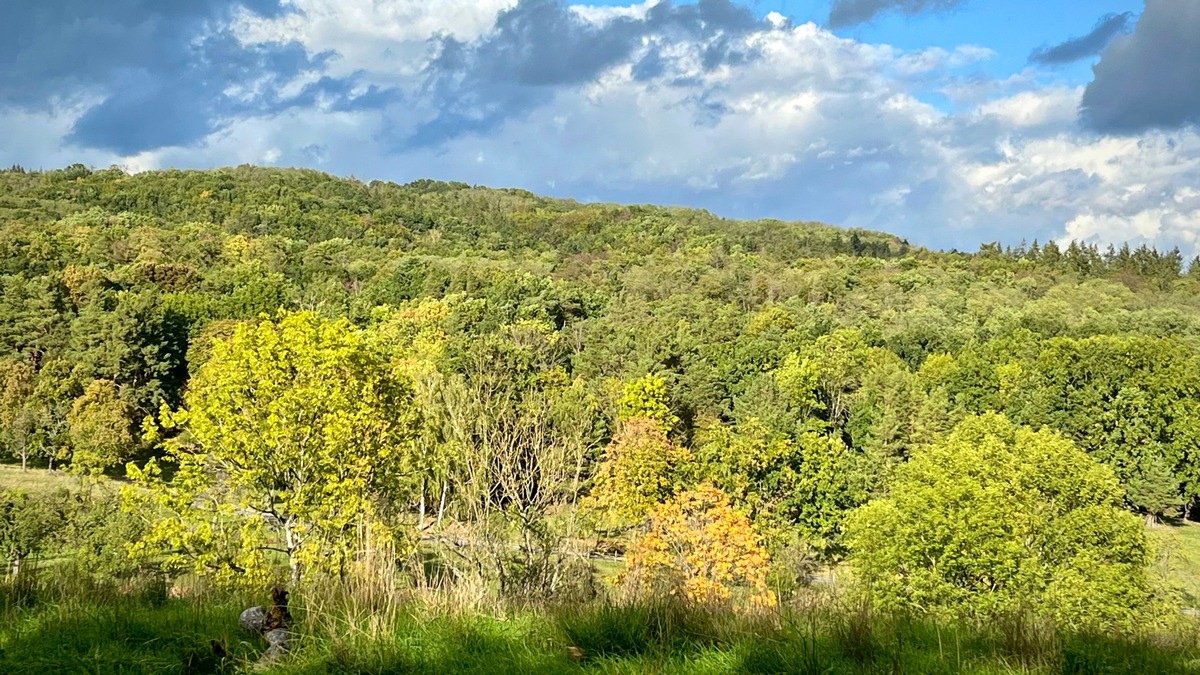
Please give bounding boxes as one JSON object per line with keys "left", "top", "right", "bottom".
{"left": 2, "top": 163, "right": 1199, "bottom": 434}
{"left": 3, "top": 162, "right": 1200, "bottom": 501}
{"left": 2, "top": 164, "right": 1200, "bottom": 672}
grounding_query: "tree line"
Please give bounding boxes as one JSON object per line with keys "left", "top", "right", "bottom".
{"left": 1, "top": 164, "right": 1199, "bottom": 630}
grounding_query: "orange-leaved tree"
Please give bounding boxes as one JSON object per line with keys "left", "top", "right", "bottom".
{"left": 621, "top": 484, "right": 775, "bottom": 608}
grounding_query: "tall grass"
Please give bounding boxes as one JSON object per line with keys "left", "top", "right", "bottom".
{"left": 2, "top": 569, "right": 1199, "bottom": 674}
{"left": 0, "top": 567, "right": 254, "bottom": 674}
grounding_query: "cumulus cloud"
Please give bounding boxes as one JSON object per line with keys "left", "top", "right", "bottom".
{"left": 407, "top": 0, "right": 768, "bottom": 148}
{"left": 0, "top": 0, "right": 342, "bottom": 154}
{"left": 973, "top": 87, "right": 1081, "bottom": 129}
{"left": 4, "top": 0, "right": 1200, "bottom": 255}
{"left": 1082, "top": 0, "right": 1200, "bottom": 133}
{"left": 960, "top": 124, "right": 1200, "bottom": 250}
{"left": 1030, "top": 12, "right": 1134, "bottom": 66}
{"left": 230, "top": 0, "right": 517, "bottom": 80}
{"left": 827, "top": 0, "right": 967, "bottom": 28}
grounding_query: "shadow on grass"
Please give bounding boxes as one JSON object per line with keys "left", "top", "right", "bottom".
{"left": 558, "top": 602, "right": 1200, "bottom": 675}
{"left": 732, "top": 615, "right": 1200, "bottom": 675}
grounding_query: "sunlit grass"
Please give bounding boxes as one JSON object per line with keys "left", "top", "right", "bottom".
{"left": 3, "top": 574, "right": 1199, "bottom": 675}
{"left": 1160, "top": 520, "right": 1200, "bottom": 607}
{"left": 0, "top": 464, "right": 88, "bottom": 494}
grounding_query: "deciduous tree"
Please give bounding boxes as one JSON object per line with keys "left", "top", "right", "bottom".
{"left": 0, "top": 358, "right": 40, "bottom": 471}
{"left": 127, "top": 312, "right": 420, "bottom": 586}
{"left": 583, "top": 417, "right": 688, "bottom": 533}
{"left": 846, "top": 413, "right": 1165, "bottom": 630}
{"left": 67, "top": 379, "right": 134, "bottom": 476}
{"left": 622, "top": 485, "right": 774, "bottom": 609}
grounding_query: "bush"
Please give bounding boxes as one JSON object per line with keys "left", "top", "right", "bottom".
{"left": 845, "top": 413, "right": 1172, "bottom": 630}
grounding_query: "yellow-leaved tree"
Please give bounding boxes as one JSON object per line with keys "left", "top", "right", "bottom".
{"left": 583, "top": 417, "right": 688, "bottom": 533}
{"left": 67, "top": 379, "right": 134, "bottom": 477}
{"left": 126, "top": 312, "right": 421, "bottom": 587}
{"left": 621, "top": 484, "right": 775, "bottom": 609}
{"left": 585, "top": 374, "right": 686, "bottom": 533}
{"left": 617, "top": 373, "right": 679, "bottom": 429}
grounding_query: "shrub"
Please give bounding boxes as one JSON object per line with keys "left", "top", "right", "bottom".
{"left": 845, "top": 413, "right": 1172, "bottom": 630}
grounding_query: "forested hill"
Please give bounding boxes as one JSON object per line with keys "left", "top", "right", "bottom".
{"left": 0, "top": 163, "right": 909, "bottom": 260}
{"left": 3, "top": 162, "right": 1200, "bottom": 525}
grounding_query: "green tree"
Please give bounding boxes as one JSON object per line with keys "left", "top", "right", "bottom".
{"left": 0, "top": 358, "right": 41, "bottom": 471}
{"left": 68, "top": 290, "right": 189, "bottom": 417}
{"left": 979, "top": 336, "right": 1200, "bottom": 517}
{"left": 127, "top": 312, "right": 421, "bottom": 586}
{"left": 775, "top": 329, "right": 894, "bottom": 432}
{"left": 30, "top": 358, "right": 84, "bottom": 470}
{"left": 689, "top": 418, "right": 866, "bottom": 558}
{"left": 66, "top": 380, "right": 134, "bottom": 476}
{"left": 0, "top": 490, "right": 69, "bottom": 577}
{"left": 583, "top": 416, "right": 689, "bottom": 533}
{"left": 846, "top": 413, "right": 1167, "bottom": 631}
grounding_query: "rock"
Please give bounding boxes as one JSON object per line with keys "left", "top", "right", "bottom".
{"left": 265, "top": 628, "right": 292, "bottom": 648}
{"left": 239, "top": 606, "right": 268, "bottom": 633}
{"left": 254, "top": 629, "right": 294, "bottom": 670}
{"left": 241, "top": 586, "right": 295, "bottom": 669}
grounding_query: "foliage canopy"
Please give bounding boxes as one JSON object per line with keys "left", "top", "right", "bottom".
{"left": 846, "top": 413, "right": 1167, "bottom": 631}
{"left": 127, "top": 311, "right": 420, "bottom": 585}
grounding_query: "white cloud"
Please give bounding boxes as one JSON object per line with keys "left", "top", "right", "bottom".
{"left": 974, "top": 88, "right": 1081, "bottom": 128}
{"left": 6, "top": 1, "right": 1200, "bottom": 255}
{"left": 893, "top": 44, "right": 994, "bottom": 76}
{"left": 0, "top": 101, "right": 120, "bottom": 170}
{"left": 571, "top": 0, "right": 661, "bottom": 25}
{"left": 232, "top": 0, "right": 516, "bottom": 80}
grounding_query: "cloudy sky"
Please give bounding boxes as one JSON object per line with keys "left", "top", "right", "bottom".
{"left": 3, "top": 0, "right": 1199, "bottom": 252}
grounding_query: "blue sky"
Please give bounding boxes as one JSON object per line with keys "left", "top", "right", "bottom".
{"left": 2, "top": 0, "right": 1199, "bottom": 253}
{"left": 620, "top": 0, "right": 1135, "bottom": 83}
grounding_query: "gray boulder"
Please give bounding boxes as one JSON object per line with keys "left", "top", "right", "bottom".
{"left": 255, "top": 629, "right": 294, "bottom": 669}
{"left": 239, "top": 606, "right": 268, "bottom": 633}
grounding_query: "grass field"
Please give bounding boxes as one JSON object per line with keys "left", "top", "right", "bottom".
{"left": 2, "top": 578, "right": 1199, "bottom": 675}
{"left": 0, "top": 464, "right": 90, "bottom": 493}
{"left": 1160, "top": 520, "right": 1200, "bottom": 606}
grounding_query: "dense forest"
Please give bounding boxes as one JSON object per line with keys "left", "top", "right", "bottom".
{"left": 3, "top": 163, "right": 1200, "bottom": 671}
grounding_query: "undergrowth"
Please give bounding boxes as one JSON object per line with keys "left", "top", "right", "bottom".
{"left": 2, "top": 571, "right": 1199, "bottom": 674}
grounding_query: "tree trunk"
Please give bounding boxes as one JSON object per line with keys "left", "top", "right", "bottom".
{"left": 11, "top": 554, "right": 22, "bottom": 578}
{"left": 419, "top": 479, "right": 427, "bottom": 527}
{"left": 20, "top": 454, "right": 26, "bottom": 472}
{"left": 437, "top": 481, "right": 448, "bottom": 528}
{"left": 284, "top": 520, "right": 302, "bottom": 585}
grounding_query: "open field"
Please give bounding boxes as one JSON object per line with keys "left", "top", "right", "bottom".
{"left": 0, "top": 464, "right": 90, "bottom": 494}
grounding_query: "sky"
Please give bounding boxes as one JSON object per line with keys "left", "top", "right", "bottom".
{"left": 2, "top": 0, "right": 1199, "bottom": 253}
